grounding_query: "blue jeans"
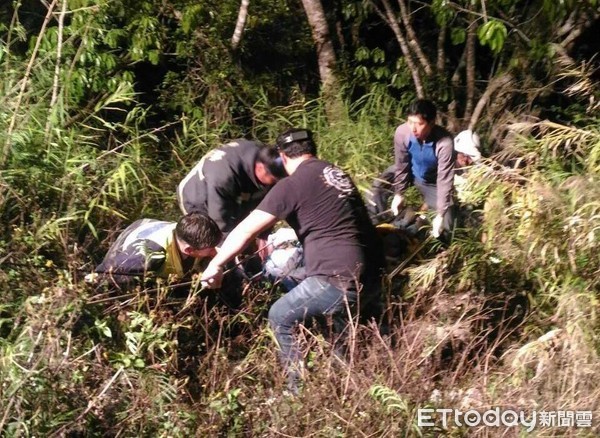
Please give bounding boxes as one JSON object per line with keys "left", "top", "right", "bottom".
{"left": 268, "top": 276, "right": 358, "bottom": 390}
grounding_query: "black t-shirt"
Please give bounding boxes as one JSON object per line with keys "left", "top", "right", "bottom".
{"left": 257, "top": 158, "right": 384, "bottom": 284}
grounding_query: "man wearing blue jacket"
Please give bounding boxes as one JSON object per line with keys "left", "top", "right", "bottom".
{"left": 366, "top": 127, "right": 482, "bottom": 237}
{"left": 391, "top": 99, "right": 455, "bottom": 239}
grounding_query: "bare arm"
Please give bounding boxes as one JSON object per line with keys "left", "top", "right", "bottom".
{"left": 201, "top": 209, "right": 278, "bottom": 287}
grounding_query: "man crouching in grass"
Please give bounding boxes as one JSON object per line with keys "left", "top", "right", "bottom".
{"left": 88, "top": 212, "right": 221, "bottom": 289}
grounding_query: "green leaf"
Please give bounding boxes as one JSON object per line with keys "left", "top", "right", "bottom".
{"left": 355, "top": 46, "right": 370, "bottom": 62}
{"left": 372, "top": 48, "right": 385, "bottom": 63}
{"left": 477, "top": 20, "right": 507, "bottom": 54}
{"left": 450, "top": 27, "right": 466, "bottom": 45}
{"left": 94, "top": 319, "right": 112, "bottom": 338}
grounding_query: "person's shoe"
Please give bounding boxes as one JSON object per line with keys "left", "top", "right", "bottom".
{"left": 285, "top": 362, "right": 305, "bottom": 396}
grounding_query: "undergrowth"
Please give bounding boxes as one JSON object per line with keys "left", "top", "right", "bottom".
{"left": 1, "top": 4, "right": 599, "bottom": 434}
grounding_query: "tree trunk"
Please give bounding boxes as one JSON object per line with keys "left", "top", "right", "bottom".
{"left": 300, "top": 0, "right": 344, "bottom": 120}
{"left": 231, "top": 0, "right": 250, "bottom": 50}
{"left": 447, "top": 49, "right": 466, "bottom": 129}
{"left": 469, "top": 73, "right": 513, "bottom": 129}
{"left": 436, "top": 24, "right": 446, "bottom": 73}
{"left": 464, "top": 19, "right": 476, "bottom": 122}
{"left": 371, "top": 0, "right": 424, "bottom": 97}
{"left": 397, "top": 0, "right": 432, "bottom": 74}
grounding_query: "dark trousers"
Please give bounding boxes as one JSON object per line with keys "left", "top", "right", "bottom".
{"left": 365, "top": 165, "right": 396, "bottom": 224}
{"left": 365, "top": 165, "right": 455, "bottom": 233}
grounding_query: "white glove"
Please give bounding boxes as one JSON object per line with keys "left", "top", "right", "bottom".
{"left": 84, "top": 272, "right": 99, "bottom": 284}
{"left": 391, "top": 194, "right": 404, "bottom": 216}
{"left": 431, "top": 214, "right": 444, "bottom": 238}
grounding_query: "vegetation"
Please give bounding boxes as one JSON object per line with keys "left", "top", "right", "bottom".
{"left": 1, "top": 0, "right": 598, "bottom": 436}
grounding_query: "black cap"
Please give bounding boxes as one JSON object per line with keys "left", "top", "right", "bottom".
{"left": 276, "top": 130, "right": 312, "bottom": 150}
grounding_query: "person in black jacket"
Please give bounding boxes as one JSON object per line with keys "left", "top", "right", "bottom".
{"left": 177, "top": 139, "right": 287, "bottom": 237}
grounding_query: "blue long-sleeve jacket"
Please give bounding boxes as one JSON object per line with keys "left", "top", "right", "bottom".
{"left": 393, "top": 123, "right": 455, "bottom": 215}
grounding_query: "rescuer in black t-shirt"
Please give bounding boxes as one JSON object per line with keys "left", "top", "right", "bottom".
{"left": 200, "top": 128, "right": 385, "bottom": 393}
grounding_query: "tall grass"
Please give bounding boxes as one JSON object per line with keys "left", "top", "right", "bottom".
{"left": 1, "top": 3, "right": 599, "bottom": 435}
{"left": 249, "top": 88, "right": 404, "bottom": 191}
{"left": 3, "top": 108, "right": 598, "bottom": 436}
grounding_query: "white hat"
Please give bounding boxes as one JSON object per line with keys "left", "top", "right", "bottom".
{"left": 454, "top": 130, "right": 481, "bottom": 161}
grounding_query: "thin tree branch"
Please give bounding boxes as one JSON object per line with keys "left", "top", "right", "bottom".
{"left": 231, "top": 0, "right": 250, "bottom": 50}
{"left": 556, "top": 10, "right": 579, "bottom": 38}
{"left": 469, "top": 73, "right": 513, "bottom": 129}
{"left": 3, "top": 3, "right": 22, "bottom": 81}
{"left": 370, "top": 0, "right": 424, "bottom": 97}
{"left": 464, "top": 18, "right": 476, "bottom": 120}
{"left": 481, "top": 0, "right": 488, "bottom": 19}
{"left": 436, "top": 24, "right": 446, "bottom": 73}
{"left": 49, "top": 367, "right": 125, "bottom": 437}
{"left": 558, "top": 10, "right": 599, "bottom": 51}
{"left": 45, "top": 0, "right": 68, "bottom": 142}
{"left": 397, "top": 0, "right": 432, "bottom": 74}
{"left": 2, "top": 0, "right": 60, "bottom": 169}
{"left": 415, "top": 0, "right": 533, "bottom": 45}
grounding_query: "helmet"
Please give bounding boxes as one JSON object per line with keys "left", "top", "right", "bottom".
{"left": 454, "top": 130, "right": 482, "bottom": 162}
